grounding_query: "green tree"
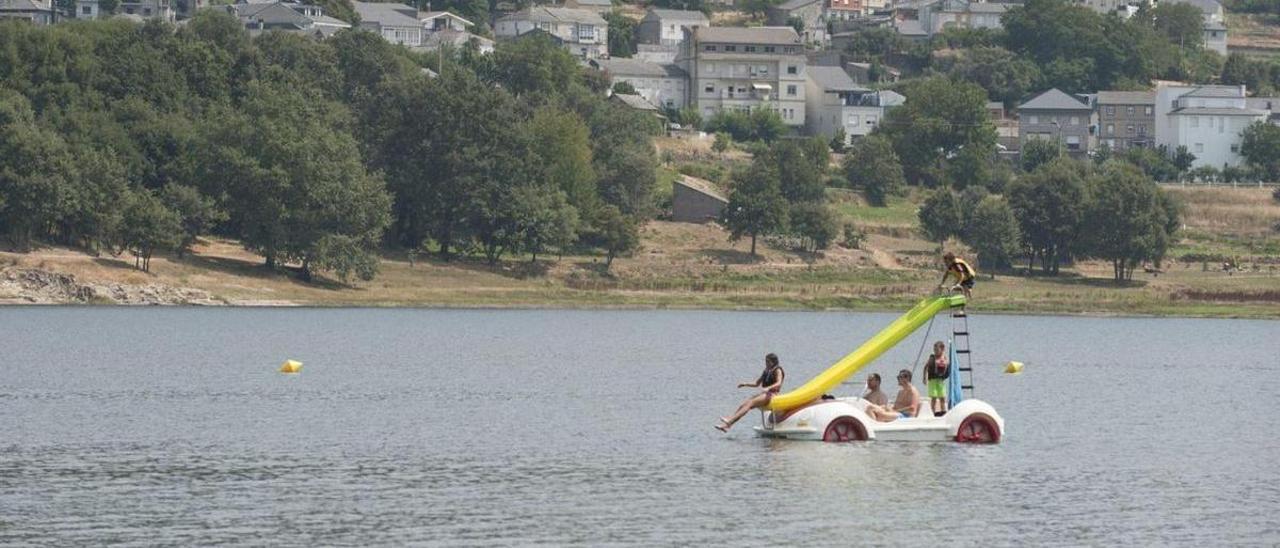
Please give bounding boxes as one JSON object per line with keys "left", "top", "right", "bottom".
{"left": 1149, "top": 3, "right": 1208, "bottom": 48}
{"left": 945, "top": 145, "right": 992, "bottom": 190}
{"left": 712, "top": 132, "right": 731, "bottom": 155}
{"left": 842, "top": 134, "right": 907, "bottom": 206}
{"left": 120, "top": 189, "right": 182, "bottom": 273}
{"left": 767, "top": 140, "right": 826, "bottom": 204}
{"left": 918, "top": 188, "right": 962, "bottom": 246}
{"left": 595, "top": 205, "right": 639, "bottom": 271}
{"left": 945, "top": 46, "right": 1041, "bottom": 106}
{"left": 723, "top": 165, "right": 789, "bottom": 258}
{"left": 961, "top": 195, "right": 1021, "bottom": 269}
{"left": 788, "top": 202, "right": 838, "bottom": 252}
{"left": 1241, "top": 120, "right": 1280, "bottom": 181}
{"left": 524, "top": 107, "right": 598, "bottom": 216}
{"left": 881, "top": 77, "right": 996, "bottom": 184}
{"left": 493, "top": 32, "right": 580, "bottom": 99}
{"left": 0, "top": 94, "right": 74, "bottom": 250}
{"left": 1123, "top": 146, "right": 1180, "bottom": 181}
{"left": 512, "top": 185, "right": 579, "bottom": 263}
{"left": 161, "top": 184, "right": 226, "bottom": 258}
{"left": 1007, "top": 157, "right": 1086, "bottom": 274}
{"left": 604, "top": 10, "right": 637, "bottom": 58}
{"left": 1171, "top": 145, "right": 1196, "bottom": 176}
{"left": 1079, "top": 162, "right": 1176, "bottom": 282}
{"left": 830, "top": 128, "right": 847, "bottom": 152}
{"left": 1020, "top": 139, "right": 1061, "bottom": 172}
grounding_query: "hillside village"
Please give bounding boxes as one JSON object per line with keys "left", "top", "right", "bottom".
{"left": 1, "top": 0, "right": 1279, "bottom": 314}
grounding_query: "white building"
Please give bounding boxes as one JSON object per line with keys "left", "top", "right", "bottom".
{"left": 0, "top": 0, "right": 55, "bottom": 24}
{"left": 591, "top": 58, "right": 689, "bottom": 110}
{"left": 804, "top": 66, "right": 904, "bottom": 144}
{"left": 919, "top": 0, "right": 1009, "bottom": 35}
{"left": 353, "top": 1, "right": 424, "bottom": 46}
{"left": 678, "top": 26, "right": 808, "bottom": 127}
{"left": 495, "top": 7, "right": 608, "bottom": 59}
{"left": 1155, "top": 84, "right": 1268, "bottom": 168}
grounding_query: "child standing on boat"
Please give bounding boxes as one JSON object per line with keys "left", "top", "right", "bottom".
{"left": 923, "top": 341, "right": 949, "bottom": 416}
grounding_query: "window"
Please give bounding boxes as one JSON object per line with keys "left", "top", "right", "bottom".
{"left": 866, "top": 115, "right": 877, "bottom": 125}
{"left": 725, "top": 45, "right": 737, "bottom": 52}
{"left": 785, "top": 46, "right": 798, "bottom": 53}
{"left": 1194, "top": 143, "right": 1204, "bottom": 153}
{"left": 847, "top": 114, "right": 860, "bottom": 125}
{"left": 539, "top": 21, "right": 552, "bottom": 31}
{"left": 1127, "top": 124, "right": 1134, "bottom": 134}
{"left": 1144, "top": 106, "right": 1153, "bottom": 115}
{"left": 1106, "top": 123, "right": 1114, "bottom": 135}
{"left": 704, "top": 84, "right": 714, "bottom": 94}
{"left": 1070, "top": 116, "right": 1079, "bottom": 126}
{"left": 787, "top": 65, "right": 798, "bottom": 75}
{"left": 578, "top": 24, "right": 594, "bottom": 41}
{"left": 786, "top": 84, "right": 797, "bottom": 96}
{"left": 1066, "top": 135, "right": 1081, "bottom": 150}
{"left": 1029, "top": 115, "right": 1039, "bottom": 124}
{"left": 1231, "top": 143, "right": 1240, "bottom": 153}
{"left": 1126, "top": 106, "right": 1134, "bottom": 116}
{"left": 764, "top": 46, "right": 776, "bottom": 52}
{"left": 1137, "top": 125, "right": 1146, "bottom": 135}
{"left": 745, "top": 46, "right": 757, "bottom": 52}
{"left": 82, "top": 5, "right": 90, "bottom": 12}
{"left": 704, "top": 45, "right": 717, "bottom": 52}
{"left": 1105, "top": 106, "right": 1115, "bottom": 116}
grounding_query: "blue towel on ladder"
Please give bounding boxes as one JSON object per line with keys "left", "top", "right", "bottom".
{"left": 947, "top": 339, "right": 964, "bottom": 409}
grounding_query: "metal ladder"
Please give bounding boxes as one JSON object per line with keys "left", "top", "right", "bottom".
{"left": 952, "top": 307, "right": 975, "bottom": 399}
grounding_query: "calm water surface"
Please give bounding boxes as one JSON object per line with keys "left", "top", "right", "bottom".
{"left": 1, "top": 307, "right": 1278, "bottom": 546}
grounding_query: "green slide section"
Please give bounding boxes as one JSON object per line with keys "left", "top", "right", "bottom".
{"left": 767, "top": 294, "right": 966, "bottom": 412}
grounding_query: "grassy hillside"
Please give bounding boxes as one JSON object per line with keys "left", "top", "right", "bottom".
{"left": 3, "top": 185, "right": 1276, "bottom": 317}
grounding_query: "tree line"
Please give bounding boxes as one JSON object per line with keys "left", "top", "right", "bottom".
{"left": 0, "top": 14, "right": 658, "bottom": 281}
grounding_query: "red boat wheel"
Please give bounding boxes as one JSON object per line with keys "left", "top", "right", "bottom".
{"left": 955, "top": 413, "right": 1000, "bottom": 443}
{"left": 823, "top": 416, "right": 868, "bottom": 442}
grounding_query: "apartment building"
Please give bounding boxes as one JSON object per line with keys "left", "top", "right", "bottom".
{"left": 1017, "top": 88, "right": 1094, "bottom": 154}
{"left": 591, "top": 58, "right": 689, "bottom": 110}
{"left": 679, "top": 26, "right": 808, "bottom": 127}
{"left": 1155, "top": 84, "right": 1267, "bottom": 168}
{"left": 495, "top": 7, "right": 608, "bottom": 59}
{"left": 1096, "top": 90, "right": 1156, "bottom": 151}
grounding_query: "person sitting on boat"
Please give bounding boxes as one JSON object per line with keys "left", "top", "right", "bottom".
{"left": 937, "top": 252, "right": 976, "bottom": 299}
{"left": 922, "top": 341, "right": 950, "bottom": 417}
{"left": 865, "top": 369, "right": 920, "bottom": 422}
{"left": 862, "top": 373, "right": 888, "bottom": 407}
{"left": 716, "top": 353, "right": 784, "bottom": 432}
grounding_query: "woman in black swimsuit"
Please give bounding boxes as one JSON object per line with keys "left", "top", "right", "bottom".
{"left": 716, "top": 353, "right": 785, "bottom": 432}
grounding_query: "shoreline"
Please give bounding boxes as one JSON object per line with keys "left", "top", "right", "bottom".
{"left": 3, "top": 293, "right": 1276, "bottom": 320}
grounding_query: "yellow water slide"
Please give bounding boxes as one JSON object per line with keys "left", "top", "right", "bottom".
{"left": 767, "top": 294, "right": 967, "bottom": 412}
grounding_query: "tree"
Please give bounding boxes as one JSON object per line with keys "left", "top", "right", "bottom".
{"left": 918, "top": 188, "right": 963, "bottom": 246}
{"left": 723, "top": 165, "right": 789, "bottom": 258}
{"left": 945, "top": 145, "right": 992, "bottom": 190}
{"left": 842, "top": 135, "right": 907, "bottom": 206}
{"left": 1171, "top": 145, "right": 1196, "bottom": 176}
{"left": 492, "top": 32, "right": 580, "bottom": 98}
{"left": 767, "top": 140, "right": 826, "bottom": 204}
{"left": 611, "top": 81, "right": 637, "bottom": 95}
{"left": 712, "top": 132, "right": 731, "bottom": 156}
{"left": 604, "top": 10, "right": 637, "bottom": 57}
{"left": 705, "top": 108, "right": 786, "bottom": 142}
{"left": 830, "top": 128, "right": 847, "bottom": 152}
{"left": 945, "top": 46, "right": 1041, "bottom": 106}
{"left": 120, "top": 190, "right": 182, "bottom": 273}
{"left": 595, "top": 205, "right": 639, "bottom": 271}
{"left": 200, "top": 81, "right": 391, "bottom": 280}
{"left": 161, "top": 184, "right": 226, "bottom": 258}
{"left": 788, "top": 202, "right": 838, "bottom": 252}
{"left": 1149, "top": 3, "right": 1208, "bottom": 48}
{"left": 1241, "top": 120, "right": 1280, "bottom": 181}
{"left": 1007, "top": 157, "right": 1087, "bottom": 274}
{"left": 524, "top": 107, "right": 598, "bottom": 216}
{"left": 1020, "top": 138, "right": 1062, "bottom": 173}
{"left": 1079, "top": 162, "right": 1176, "bottom": 282}
{"left": 512, "top": 185, "right": 579, "bottom": 263}
{"left": 880, "top": 77, "right": 997, "bottom": 184}
{"left": 0, "top": 94, "right": 74, "bottom": 251}
{"left": 961, "top": 195, "right": 1021, "bottom": 269}
{"left": 1123, "top": 146, "right": 1180, "bottom": 182}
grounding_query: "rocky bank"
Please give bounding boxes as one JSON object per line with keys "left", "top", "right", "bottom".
{"left": 0, "top": 267, "right": 224, "bottom": 305}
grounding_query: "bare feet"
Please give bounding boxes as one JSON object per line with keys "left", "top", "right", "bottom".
{"left": 715, "top": 417, "right": 731, "bottom": 432}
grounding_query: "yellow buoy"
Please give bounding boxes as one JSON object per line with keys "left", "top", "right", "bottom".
{"left": 280, "top": 359, "right": 302, "bottom": 373}
{"left": 1004, "top": 361, "right": 1023, "bottom": 374}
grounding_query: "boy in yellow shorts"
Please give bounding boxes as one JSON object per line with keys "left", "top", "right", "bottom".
{"left": 922, "top": 341, "right": 950, "bottom": 417}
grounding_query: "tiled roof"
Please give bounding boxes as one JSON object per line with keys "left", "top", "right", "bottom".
{"left": 644, "top": 8, "right": 709, "bottom": 22}
{"left": 612, "top": 92, "right": 661, "bottom": 111}
{"left": 1171, "top": 107, "right": 1268, "bottom": 116}
{"left": 808, "top": 65, "right": 864, "bottom": 92}
{"left": 497, "top": 6, "right": 606, "bottom": 25}
{"left": 352, "top": 1, "right": 420, "bottom": 27}
{"left": 1019, "top": 88, "right": 1090, "bottom": 110}
{"left": 1183, "top": 85, "right": 1244, "bottom": 98}
{"left": 1097, "top": 90, "right": 1156, "bottom": 105}
{"left": 692, "top": 26, "right": 800, "bottom": 45}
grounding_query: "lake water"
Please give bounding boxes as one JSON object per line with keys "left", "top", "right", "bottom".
{"left": 1, "top": 307, "right": 1278, "bottom": 546}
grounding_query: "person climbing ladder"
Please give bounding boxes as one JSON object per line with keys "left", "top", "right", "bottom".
{"left": 937, "top": 252, "right": 976, "bottom": 300}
